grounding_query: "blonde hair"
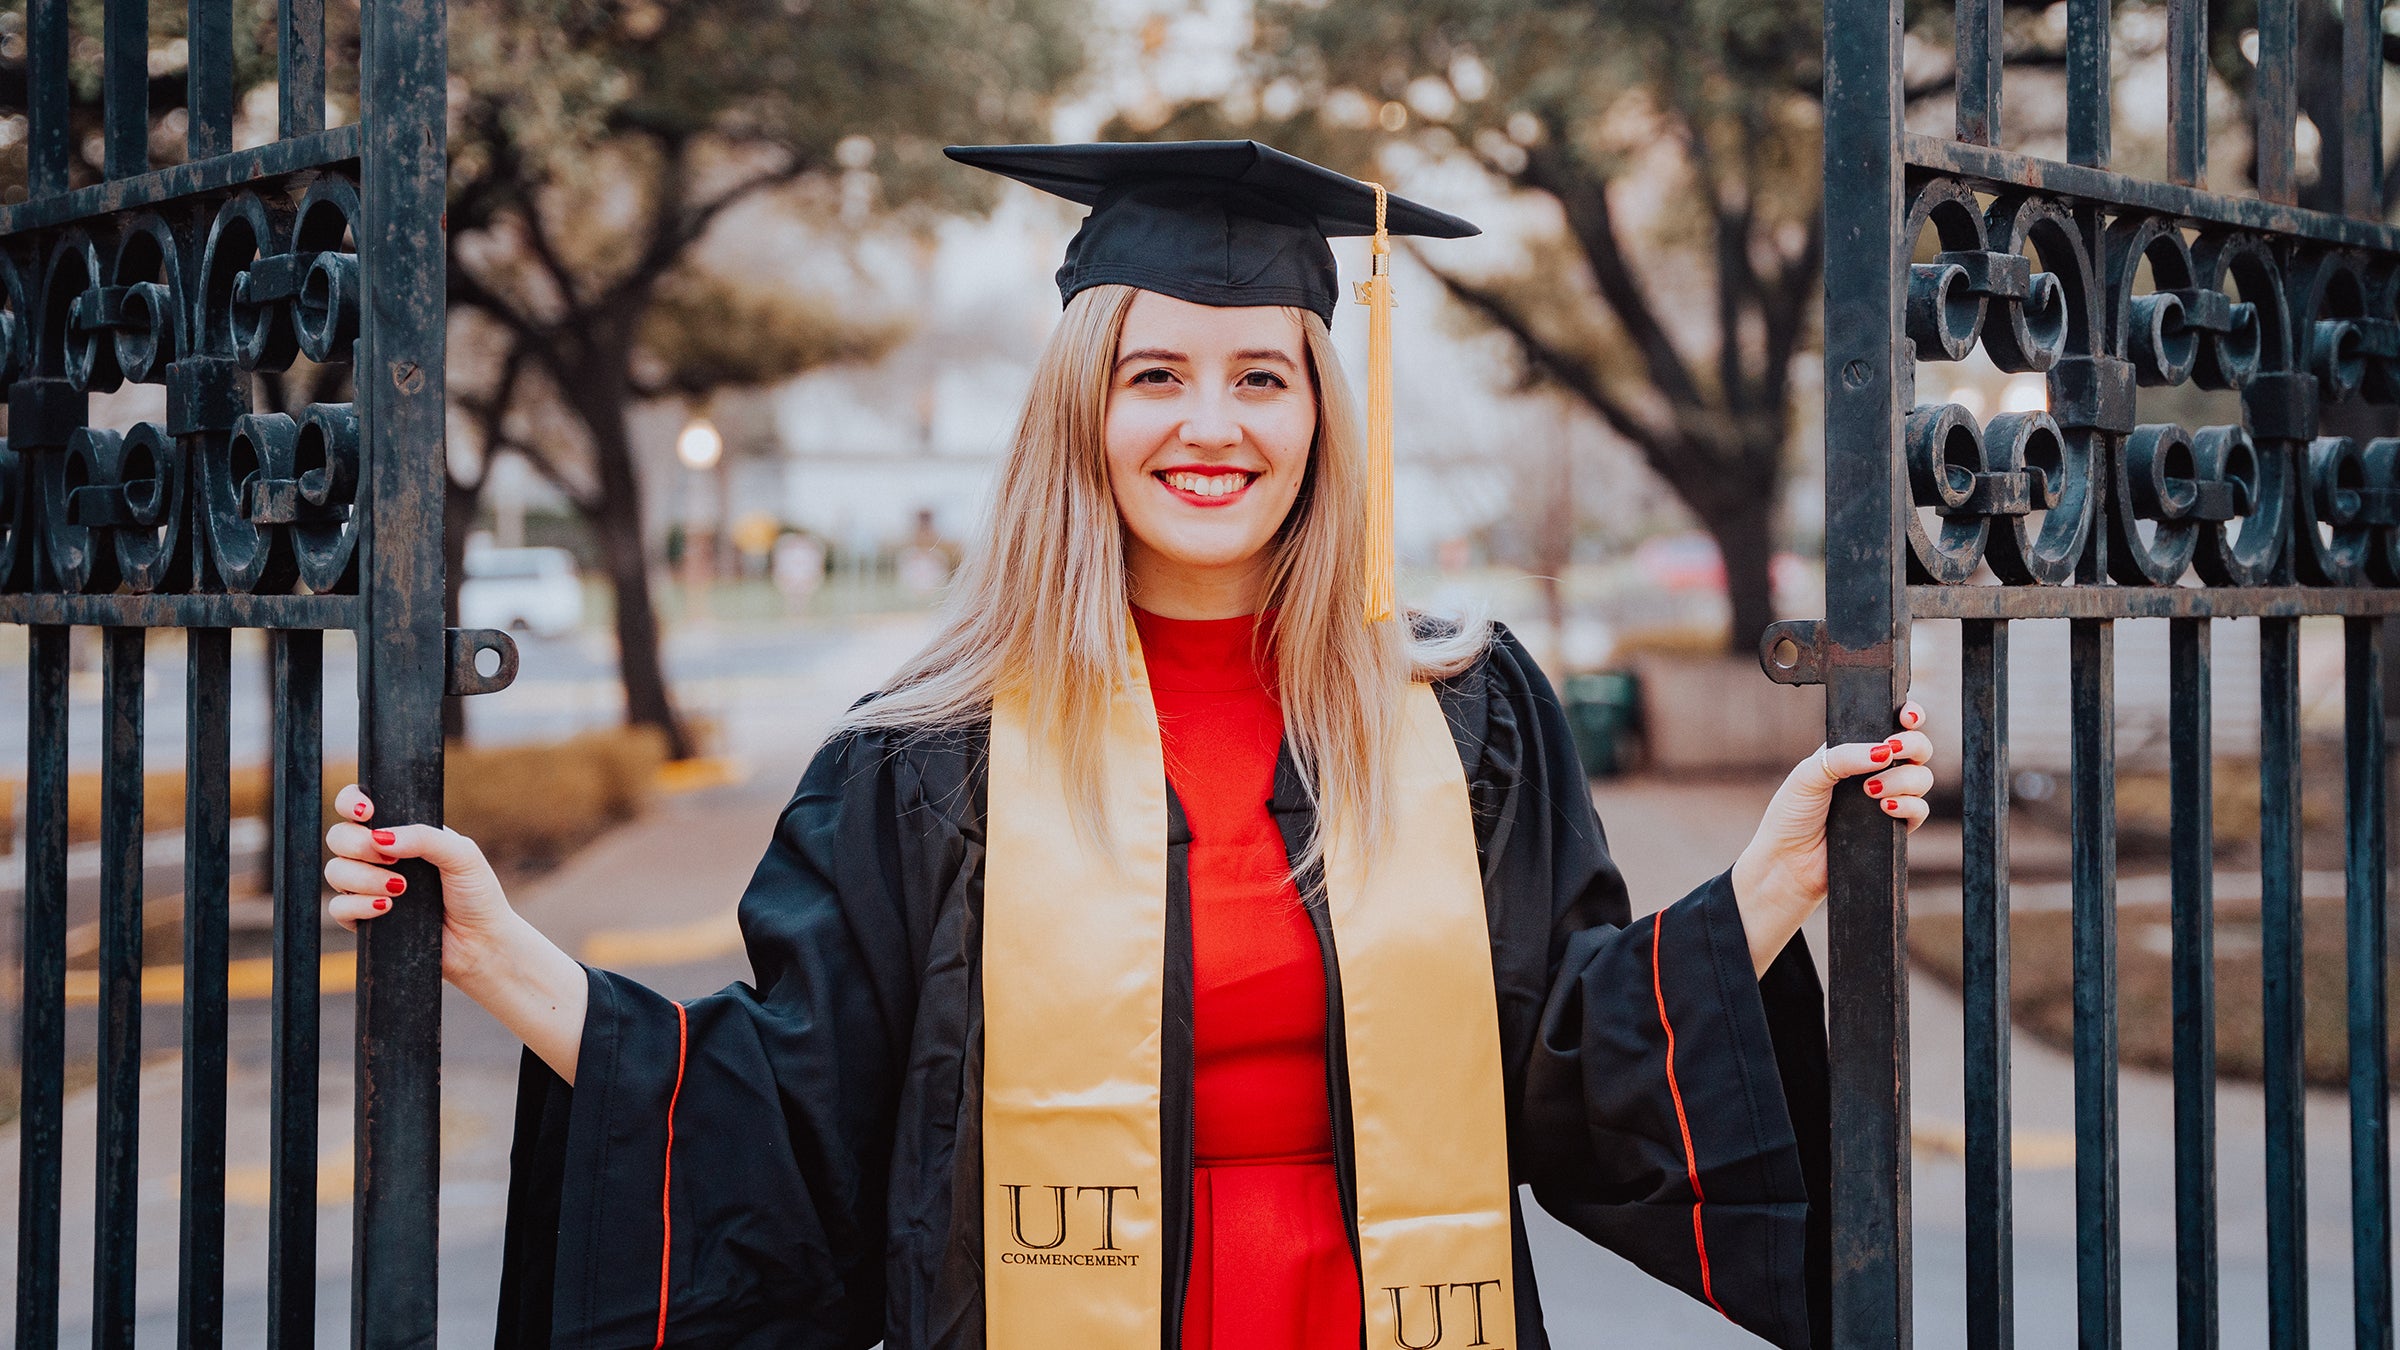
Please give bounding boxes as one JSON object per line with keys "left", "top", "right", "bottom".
{"left": 838, "top": 283, "right": 1489, "bottom": 866}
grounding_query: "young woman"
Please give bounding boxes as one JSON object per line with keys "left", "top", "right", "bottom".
{"left": 325, "top": 142, "right": 1933, "bottom": 1350}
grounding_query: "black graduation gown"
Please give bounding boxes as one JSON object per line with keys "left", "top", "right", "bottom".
{"left": 495, "top": 625, "right": 1831, "bottom": 1350}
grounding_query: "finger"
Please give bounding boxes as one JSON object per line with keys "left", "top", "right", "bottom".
{"left": 1883, "top": 729, "right": 1935, "bottom": 766}
{"left": 1878, "top": 795, "right": 1930, "bottom": 829}
{"left": 335, "top": 783, "right": 374, "bottom": 824}
{"left": 1898, "top": 701, "right": 1925, "bottom": 731}
{"left": 365, "top": 822, "right": 490, "bottom": 874}
{"left": 1811, "top": 740, "right": 1908, "bottom": 780}
{"left": 326, "top": 890, "right": 396, "bottom": 926}
{"left": 326, "top": 857, "right": 406, "bottom": 898}
{"left": 1862, "top": 764, "right": 1935, "bottom": 800}
{"left": 325, "top": 821, "right": 397, "bottom": 864}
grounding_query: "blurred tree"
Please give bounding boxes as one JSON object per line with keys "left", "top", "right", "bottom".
{"left": 1122, "top": 0, "right": 1827, "bottom": 654}
{"left": 445, "top": 0, "right": 1085, "bottom": 757}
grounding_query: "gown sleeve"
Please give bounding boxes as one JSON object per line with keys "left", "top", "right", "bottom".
{"left": 494, "top": 725, "right": 966, "bottom": 1350}
{"left": 1464, "top": 626, "right": 1830, "bottom": 1350}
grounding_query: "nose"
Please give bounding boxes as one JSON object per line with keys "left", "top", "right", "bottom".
{"left": 1177, "top": 388, "right": 1242, "bottom": 452}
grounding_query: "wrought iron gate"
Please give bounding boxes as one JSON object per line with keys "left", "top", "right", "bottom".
{"left": 4, "top": 0, "right": 486, "bottom": 1344}
{"left": 1782, "top": 0, "right": 2400, "bottom": 1346}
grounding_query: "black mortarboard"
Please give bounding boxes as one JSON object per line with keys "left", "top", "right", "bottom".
{"left": 942, "top": 140, "right": 1478, "bottom": 322}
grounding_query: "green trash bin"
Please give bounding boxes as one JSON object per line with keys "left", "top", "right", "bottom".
{"left": 1562, "top": 670, "right": 1642, "bottom": 778}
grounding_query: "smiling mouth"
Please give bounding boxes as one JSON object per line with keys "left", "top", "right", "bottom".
{"left": 1156, "top": 470, "right": 1257, "bottom": 500}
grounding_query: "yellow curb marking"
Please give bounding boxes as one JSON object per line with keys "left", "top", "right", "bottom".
{"left": 656, "top": 756, "right": 746, "bottom": 794}
{"left": 579, "top": 905, "right": 744, "bottom": 968}
{"left": 1911, "top": 1117, "right": 2077, "bottom": 1170}
{"left": 62, "top": 951, "right": 359, "bottom": 1007}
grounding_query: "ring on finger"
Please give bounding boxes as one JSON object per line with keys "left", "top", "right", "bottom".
{"left": 1815, "top": 745, "right": 1838, "bottom": 783}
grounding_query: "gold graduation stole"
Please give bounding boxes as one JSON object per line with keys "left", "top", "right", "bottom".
{"left": 983, "top": 631, "right": 1518, "bottom": 1349}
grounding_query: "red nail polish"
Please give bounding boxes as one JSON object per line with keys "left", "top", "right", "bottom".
{"left": 353, "top": 802, "right": 369, "bottom": 819}
{"left": 1883, "top": 799, "right": 1900, "bottom": 813}
{"left": 373, "top": 897, "right": 390, "bottom": 911}
{"left": 373, "top": 829, "right": 395, "bottom": 846}
{"left": 1870, "top": 746, "right": 1892, "bottom": 763}
{"left": 1866, "top": 779, "right": 1884, "bottom": 796}
{"left": 385, "top": 876, "right": 406, "bottom": 895}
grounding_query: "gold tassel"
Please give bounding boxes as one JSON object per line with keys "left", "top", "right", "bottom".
{"left": 1355, "top": 181, "right": 1396, "bottom": 624}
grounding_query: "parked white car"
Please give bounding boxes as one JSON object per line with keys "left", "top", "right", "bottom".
{"left": 459, "top": 546, "right": 584, "bottom": 638}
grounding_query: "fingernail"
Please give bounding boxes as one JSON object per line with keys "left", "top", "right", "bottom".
{"left": 1869, "top": 746, "right": 1892, "bottom": 763}
{"left": 385, "top": 876, "right": 406, "bottom": 895}
{"left": 373, "top": 897, "right": 390, "bottom": 911}
{"left": 1886, "top": 737, "right": 1905, "bottom": 751}
{"left": 1883, "top": 799, "right": 1900, "bottom": 813}
{"left": 352, "top": 802, "right": 369, "bottom": 819}
{"left": 1866, "top": 779, "right": 1884, "bottom": 796}
{"left": 373, "top": 829, "right": 395, "bottom": 846}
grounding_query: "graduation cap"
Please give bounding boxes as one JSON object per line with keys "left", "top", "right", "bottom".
{"left": 945, "top": 140, "right": 1481, "bottom": 623}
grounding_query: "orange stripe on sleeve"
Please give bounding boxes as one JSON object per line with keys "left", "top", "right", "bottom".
{"left": 1653, "top": 909, "right": 1732, "bottom": 1323}
{"left": 655, "top": 1001, "right": 689, "bottom": 1350}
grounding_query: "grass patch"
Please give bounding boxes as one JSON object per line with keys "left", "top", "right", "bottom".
{"left": 1912, "top": 898, "right": 2397, "bottom": 1086}
{"left": 0, "top": 726, "right": 669, "bottom": 872}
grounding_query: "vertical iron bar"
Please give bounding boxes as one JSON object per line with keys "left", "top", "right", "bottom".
{"left": 1962, "top": 618, "right": 2013, "bottom": 1350}
{"left": 1955, "top": 0, "right": 2002, "bottom": 147}
{"left": 179, "top": 628, "right": 231, "bottom": 1350}
{"left": 2261, "top": 614, "right": 2308, "bottom": 1349}
{"left": 2066, "top": 0, "right": 2110, "bottom": 167}
{"left": 92, "top": 627, "right": 145, "bottom": 1348}
{"left": 185, "top": 0, "right": 233, "bottom": 159}
{"left": 2343, "top": 0, "right": 2385, "bottom": 218}
{"left": 2167, "top": 0, "right": 2207, "bottom": 185}
{"left": 279, "top": 0, "right": 326, "bottom": 138}
{"left": 2347, "top": 617, "right": 2391, "bottom": 1349}
{"left": 27, "top": 0, "right": 69, "bottom": 197}
{"left": 102, "top": 0, "right": 148, "bottom": 179}
{"left": 2257, "top": 0, "right": 2299, "bottom": 203}
{"left": 14, "top": 626, "right": 69, "bottom": 1348}
{"left": 355, "top": 0, "right": 453, "bottom": 1335}
{"left": 2072, "top": 617, "right": 2120, "bottom": 1350}
{"left": 2170, "top": 618, "right": 2219, "bottom": 1350}
{"left": 1821, "top": 0, "right": 1910, "bottom": 1342}
{"left": 267, "top": 630, "right": 321, "bottom": 1350}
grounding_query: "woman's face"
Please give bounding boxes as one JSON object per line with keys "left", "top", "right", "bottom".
{"left": 1104, "top": 290, "right": 1316, "bottom": 617}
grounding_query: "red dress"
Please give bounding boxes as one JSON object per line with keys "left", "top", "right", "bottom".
{"left": 1133, "top": 607, "right": 1364, "bottom": 1350}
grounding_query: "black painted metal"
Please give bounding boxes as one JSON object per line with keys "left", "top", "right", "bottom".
{"left": 180, "top": 627, "right": 231, "bottom": 1350}
{"left": 14, "top": 626, "right": 66, "bottom": 1346}
{"left": 2346, "top": 618, "right": 2392, "bottom": 1349}
{"left": 1813, "top": 0, "right": 2400, "bottom": 1343}
{"left": 2169, "top": 619, "right": 2217, "bottom": 1350}
{"left": 1960, "top": 619, "right": 2012, "bottom": 1350}
{"left": 2261, "top": 617, "right": 2307, "bottom": 1349}
{"left": 268, "top": 630, "right": 321, "bottom": 1348}
{"left": 2, "top": 3, "right": 482, "bottom": 1345}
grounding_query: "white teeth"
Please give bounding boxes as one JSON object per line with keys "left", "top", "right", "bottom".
{"left": 1161, "top": 471, "right": 1251, "bottom": 497}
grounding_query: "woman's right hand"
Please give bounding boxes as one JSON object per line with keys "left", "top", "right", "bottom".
{"left": 323, "top": 781, "right": 590, "bottom": 1082}
{"left": 323, "top": 782, "right": 514, "bottom": 987}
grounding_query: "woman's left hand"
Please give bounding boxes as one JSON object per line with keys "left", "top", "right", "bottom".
{"left": 1729, "top": 699, "right": 1935, "bottom": 974}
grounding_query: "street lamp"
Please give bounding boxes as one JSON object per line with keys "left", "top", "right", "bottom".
{"left": 676, "top": 417, "right": 723, "bottom": 470}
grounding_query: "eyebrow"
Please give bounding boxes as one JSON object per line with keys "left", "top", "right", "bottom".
{"left": 1114, "top": 347, "right": 1300, "bottom": 370}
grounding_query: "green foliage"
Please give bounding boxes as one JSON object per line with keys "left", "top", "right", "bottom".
{"left": 639, "top": 268, "right": 905, "bottom": 400}
{"left": 1134, "top": 0, "right": 1835, "bottom": 650}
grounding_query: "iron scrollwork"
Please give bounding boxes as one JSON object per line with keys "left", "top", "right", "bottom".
{"left": 0, "top": 170, "right": 366, "bottom": 599}
{"left": 1900, "top": 173, "right": 2400, "bottom": 590}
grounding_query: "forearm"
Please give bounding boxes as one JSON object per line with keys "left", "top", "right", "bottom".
{"left": 452, "top": 914, "right": 590, "bottom": 1084}
{"left": 1729, "top": 851, "right": 1817, "bottom": 979}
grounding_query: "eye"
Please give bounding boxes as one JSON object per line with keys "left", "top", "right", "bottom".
{"left": 1129, "top": 367, "right": 1177, "bottom": 386}
{"left": 1239, "top": 369, "right": 1288, "bottom": 389}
